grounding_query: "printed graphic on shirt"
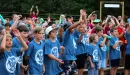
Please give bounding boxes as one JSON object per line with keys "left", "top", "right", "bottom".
{"left": 51, "top": 47, "right": 59, "bottom": 58}
{"left": 92, "top": 49, "right": 98, "bottom": 61}
{"left": 35, "top": 49, "right": 43, "bottom": 65}
{"left": 6, "top": 56, "right": 17, "bottom": 73}
{"left": 115, "top": 41, "right": 120, "bottom": 51}
{"left": 73, "top": 39, "right": 77, "bottom": 49}
{"left": 100, "top": 41, "right": 106, "bottom": 51}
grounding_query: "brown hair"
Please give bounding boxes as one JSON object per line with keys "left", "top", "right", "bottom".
{"left": 89, "top": 34, "right": 97, "bottom": 43}
{"left": 95, "top": 25, "right": 103, "bottom": 33}
{"left": 58, "top": 26, "right": 64, "bottom": 42}
{"left": 17, "top": 25, "right": 29, "bottom": 32}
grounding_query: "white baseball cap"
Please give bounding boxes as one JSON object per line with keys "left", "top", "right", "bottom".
{"left": 45, "top": 26, "right": 58, "bottom": 35}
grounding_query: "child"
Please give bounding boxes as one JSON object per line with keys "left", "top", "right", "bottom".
{"left": 124, "top": 23, "right": 130, "bottom": 75}
{"left": 74, "top": 23, "right": 88, "bottom": 75}
{"left": 25, "top": 27, "right": 44, "bottom": 75}
{"left": 110, "top": 28, "right": 122, "bottom": 75}
{"left": 0, "top": 29, "right": 28, "bottom": 75}
{"left": 88, "top": 34, "right": 101, "bottom": 75}
{"left": 95, "top": 26, "right": 107, "bottom": 75}
{"left": 61, "top": 19, "right": 82, "bottom": 74}
{"left": 12, "top": 25, "right": 29, "bottom": 75}
{"left": 44, "top": 26, "right": 64, "bottom": 75}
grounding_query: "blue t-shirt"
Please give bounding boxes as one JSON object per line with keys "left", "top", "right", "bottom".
{"left": 44, "top": 39, "right": 62, "bottom": 75}
{"left": 97, "top": 37, "right": 107, "bottom": 60}
{"left": 88, "top": 43, "right": 102, "bottom": 63}
{"left": 73, "top": 30, "right": 89, "bottom": 55}
{"left": 10, "top": 21, "right": 14, "bottom": 26}
{"left": 0, "top": 48, "right": 21, "bottom": 75}
{"left": 12, "top": 37, "right": 23, "bottom": 75}
{"left": 25, "top": 40, "right": 44, "bottom": 75}
{"left": 62, "top": 29, "right": 77, "bottom": 60}
{"left": 125, "top": 31, "right": 130, "bottom": 54}
{"left": 110, "top": 37, "right": 121, "bottom": 60}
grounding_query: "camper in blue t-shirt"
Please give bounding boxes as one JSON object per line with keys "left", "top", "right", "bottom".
{"left": 95, "top": 26, "right": 107, "bottom": 75}
{"left": 0, "top": 29, "right": 28, "bottom": 75}
{"left": 88, "top": 34, "right": 101, "bottom": 75}
{"left": 25, "top": 27, "right": 44, "bottom": 75}
{"left": 110, "top": 28, "right": 121, "bottom": 75}
{"left": 62, "top": 20, "right": 82, "bottom": 75}
{"left": 44, "top": 26, "right": 64, "bottom": 75}
{"left": 12, "top": 25, "right": 29, "bottom": 75}
{"left": 124, "top": 25, "right": 130, "bottom": 75}
{"left": 73, "top": 23, "right": 89, "bottom": 75}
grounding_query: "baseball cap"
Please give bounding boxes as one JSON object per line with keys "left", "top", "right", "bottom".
{"left": 45, "top": 26, "right": 58, "bottom": 35}
{"left": 63, "top": 22, "right": 71, "bottom": 31}
{"left": 93, "top": 19, "right": 101, "bottom": 23}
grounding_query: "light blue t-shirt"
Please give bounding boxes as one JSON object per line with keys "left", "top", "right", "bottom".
{"left": 44, "top": 39, "right": 62, "bottom": 75}
{"left": 97, "top": 37, "right": 107, "bottom": 60}
{"left": 62, "top": 29, "right": 77, "bottom": 60}
{"left": 12, "top": 37, "right": 23, "bottom": 75}
{"left": 110, "top": 37, "right": 121, "bottom": 60}
{"left": 73, "top": 30, "right": 89, "bottom": 55}
{"left": 0, "top": 48, "right": 21, "bottom": 75}
{"left": 25, "top": 40, "right": 44, "bottom": 75}
{"left": 88, "top": 43, "right": 102, "bottom": 63}
{"left": 10, "top": 21, "right": 14, "bottom": 26}
{"left": 125, "top": 31, "right": 130, "bottom": 54}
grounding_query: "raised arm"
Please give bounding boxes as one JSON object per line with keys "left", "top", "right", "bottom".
{"left": 36, "top": 6, "right": 39, "bottom": 16}
{"left": 30, "top": 5, "right": 34, "bottom": 15}
{"left": 13, "top": 29, "right": 28, "bottom": 51}
{"left": 0, "top": 29, "right": 6, "bottom": 53}
{"left": 68, "top": 10, "right": 83, "bottom": 32}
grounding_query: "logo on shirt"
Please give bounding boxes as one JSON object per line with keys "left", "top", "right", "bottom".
{"left": 35, "top": 49, "right": 43, "bottom": 65}
{"left": 73, "top": 39, "right": 77, "bottom": 49}
{"left": 6, "top": 56, "right": 17, "bottom": 73}
{"left": 92, "top": 49, "right": 98, "bottom": 61}
{"left": 52, "top": 47, "right": 59, "bottom": 58}
{"left": 115, "top": 41, "right": 120, "bottom": 51}
{"left": 101, "top": 45, "right": 107, "bottom": 51}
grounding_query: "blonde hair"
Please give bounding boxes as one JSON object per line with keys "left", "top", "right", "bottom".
{"left": 33, "top": 27, "right": 42, "bottom": 33}
{"left": 6, "top": 34, "right": 12, "bottom": 38}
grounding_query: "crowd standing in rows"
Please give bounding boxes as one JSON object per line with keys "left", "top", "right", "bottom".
{"left": 0, "top": 5, "right": 130, "bottom": 75}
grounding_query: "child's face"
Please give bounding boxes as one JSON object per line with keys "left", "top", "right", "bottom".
{"left": 49, "top": 30, "right": 57, "bottom": 38}
{"left": 79, "top": 24, "right": 87, "bottom": 34}
{"left": 34, "top": 30, "right": 43, "bottom": 40}
{"left": 5, "top": 26, "right": 10, "bottom": 31}
{"left": 112, "top": 30, "right": 118, "bottom": 37}
{"left": 20, "top": 31, "right": 28, "bottom": 41}
{"left": 94, "top": 35, "right": 99, "bottom": 43}
{"left": 6, "top": 37, "right": 12, "bottom": 48}
{"left": 97, "top": 30, "right": 103, "bottom": 37}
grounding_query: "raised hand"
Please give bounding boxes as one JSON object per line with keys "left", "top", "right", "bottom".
{"left": 13, "top": 29, "right": 21, "bottom": 38}
{"left": 36, "top": 6, "right": 38, "bottom": 9}
{"left": 2, "top": 29, "right": 6, "bottom": 35}
{"left": 32, "top": 5, "right": 34, "bottom": 8}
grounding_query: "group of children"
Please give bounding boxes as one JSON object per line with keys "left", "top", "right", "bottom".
{"left": 0, "top": 9, "right": 130, "bottom": 75}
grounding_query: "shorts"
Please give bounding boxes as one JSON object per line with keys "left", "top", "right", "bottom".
{"left": 76, "top": 53, "right": 87, "bottom": 69}
{"left": 61, "top": 60, "right": 78, "bottom": 75}
{"left": 120, "top": 44, "right": 126, "bottom": 51}
{"left": 110, "top": 59, "right": 120, "bottom": 67}
{"left": 99, "top": 59, "right": 106, "bottom": 69}
{"left": 125, "top": 54, "right": 130, "bottom": 70}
